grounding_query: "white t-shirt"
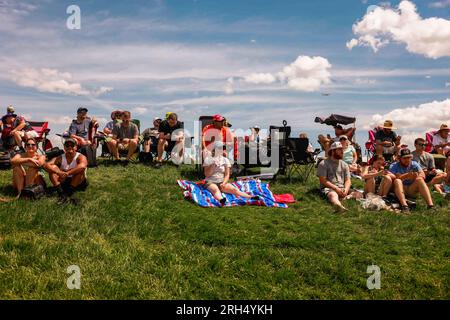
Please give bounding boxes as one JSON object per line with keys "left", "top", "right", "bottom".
{"left": 432, "top": 134, "right": 450, "bottom": 153}
{"left": 203, "top": 155, "right": 231, "bottom": 184}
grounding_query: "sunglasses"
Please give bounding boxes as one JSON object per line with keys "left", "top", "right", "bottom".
{"left": 64, "top": 143, "right": 75, "bottom": 148}
{"left": 25, "top": 143, "right": 36, "bottom": 147}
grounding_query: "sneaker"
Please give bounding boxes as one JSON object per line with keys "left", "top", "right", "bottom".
{"left": 251, "top": 196, "right": 260, "bottom": 201}
{"left": 154, "top": 161, "right": 163, "bottom": 169}
{"left": 122, "top": 159, "right": 130, "bottom": 166}
{"left": 401, "top": 205, "right": 410, "bottom": 213}
{"left": 427, "top": 205, "right": 436, "bottom": 211}
{"left": 57, "top": 195, "right": 69, "bottom": 204}
{"left": 219, "top": 198, "right": 227, "bottom": 206}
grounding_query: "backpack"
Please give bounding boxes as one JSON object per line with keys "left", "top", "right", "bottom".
{"left": 21, "top": 184, "right": 46, "bottom": 200}
{"left": 139, "top": 151, "right": 153, "bottom": 164}
{"left": 45, "top": 147, "right": 65, "bottom": 161}
{"left": 0, "top": 151, "right": 11, "bottom": 170}
{"left": 79, "top": 145, "right": 97, "bottom": 167}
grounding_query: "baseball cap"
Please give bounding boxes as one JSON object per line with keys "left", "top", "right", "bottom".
{"left": 153, "top": 117, "right": 162, "bottom": 121}
{"left": 329, "top": 141, "right": 343, "bottom": 151}
{"left": 77, "top": 107, "right": 88, "bottom": 113}
{"left": 1, "top": 112, "right": 17, "bottom": 123}
{"left": 253, "top": 125, "right": 260, "bottom": 130}
{"left": 212, "top": 114, "right": 225, "bottom": 122}
{"left": 64, "top": 138, "right": 77, "bottom": 146}
{"left": 399, "top": 148, "right": 413, "bottom": 158}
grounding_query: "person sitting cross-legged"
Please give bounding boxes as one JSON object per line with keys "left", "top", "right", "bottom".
{"left": 10, "top": 138, "right": 46, "bottom": 195}
{"left": 203, "top": 141, "right": 259, "bottom": 206}
{"left": 412, "top": 137, "right": 447, "bottom": 194}
{"left": 44, "top": 138, "right": 88, "bottom": 204}
{"left": 317, "top": 141, "right": 362, "bottom": 212}
{"left": 385, "top": 148, "right": 435, "bottom": 213}
{"left": 107, "top": 111, "right": 139, "bottom": 165}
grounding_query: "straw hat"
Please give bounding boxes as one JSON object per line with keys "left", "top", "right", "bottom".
{"left": 438, "top": 123, "right": 449, "bottom": 132}
{"left": 382, "top": 120, "right": 395, "bottom": 130}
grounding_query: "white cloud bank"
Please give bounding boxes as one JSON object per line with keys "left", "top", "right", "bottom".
{"left": 347, "top": 0, "right": 450, "bottom": 59}
{"left": 367, "top": 99, "right": 450, "bottom": 147}
{"left": 10, "top": 68, "right": 113, "bottom": 97}
{"left": 244, "top": 55, "right": 331, "bottom": 92}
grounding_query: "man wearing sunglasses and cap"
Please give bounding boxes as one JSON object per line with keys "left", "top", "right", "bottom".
{"left": 45, "top": 138, "right": 88, "bottom": 204}
{"left": 68, "top": 107, "right": 98, "bottom": 147}
{"left": 386, "top": 148, "right": 434, "bottom": 212}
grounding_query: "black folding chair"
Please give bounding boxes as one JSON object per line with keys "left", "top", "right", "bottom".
{"left": 286, "top": 137, "right": 317, "bottom": 182}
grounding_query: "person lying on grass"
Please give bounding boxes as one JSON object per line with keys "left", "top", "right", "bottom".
{"left": 10, "top": 137, "right": 46, "bottom": 195}
{"left": 384, "top": 148, "right": 435, "bottom": 213}
{"left": 317, "top": 141, "right": 363, "bottom": 213}
{"left": 361, "top": 155, "right": 396, "bottom": 196}
{"left": 203, "top": 141, "right": 259, "bottom": 206}
{"left": 44, "top": 138, "right": 88, "bottom": 204}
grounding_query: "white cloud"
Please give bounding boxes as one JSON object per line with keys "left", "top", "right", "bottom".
{"left": 10, "top": 68, "right": 113, "bottom": 97}
{"left": 446, "top": 82, "right": 450, "bottom": 87}
{"left": 347, "top": 0, "right": 450, "bottom": 59}
{"left": 244, "top": 73, "right": 276, "bottom": 84}
{"left": 367, "top": 99, "right": 450, "bottom": 146}
{"left": 429, "top": 0, "right": 450, "bottom": 8}
{"left": 132, "top": 107, "right": 147, "bottom": 115}
{"left": 224, "top": 77, "right": 234, "bottom": 95}
{"left": 354, "top": 78, "right": 377, "bottom": 85}
{"left": 244, "top": 55, "right": 332, "bottom": 92}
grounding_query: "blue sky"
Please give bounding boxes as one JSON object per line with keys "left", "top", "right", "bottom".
{"left": 0, "top": 0, "right": 449, "bottom": 148}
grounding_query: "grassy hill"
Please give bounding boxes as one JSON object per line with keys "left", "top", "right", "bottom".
{"left": 0, "top": 161, "right": 449, "bottom": 299}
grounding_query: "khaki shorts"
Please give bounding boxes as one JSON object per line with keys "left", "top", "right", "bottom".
{"left": 18, "top": 130, "right": 38, "bottom": 138}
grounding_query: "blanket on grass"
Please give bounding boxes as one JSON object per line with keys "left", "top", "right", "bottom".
{"left": 177, "top": 179, "right": 295, "bottom": 208}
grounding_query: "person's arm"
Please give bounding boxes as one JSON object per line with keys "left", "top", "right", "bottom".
{"left": 65, "top": 154, "right": 87, "bottom": 176}
{"left": 352, "top": 148, "right": 357, "bottom": 165}
{"left": 343, "top": 177, "right": 351, "bottom": 195}
{"left": 44, "top": 156, "right": 65, "bottom": 176}
{"left": 360, "top": 166, "right": 380, "bottom": 180}
{"left": 10, "top": 118, "right": 26, "bottom": 134}
{"left": 221, "top": 166, "right": 231, "bottom": 186}
{"left": 318, "top": 176, "right": 345, "bottom": 197}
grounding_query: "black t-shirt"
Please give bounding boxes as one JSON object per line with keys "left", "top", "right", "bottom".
{"left": 158, "top": 120, "right": 182, "bottom": 136}
{"left": 375, "top": 130, "right": 397, "bottom": 143}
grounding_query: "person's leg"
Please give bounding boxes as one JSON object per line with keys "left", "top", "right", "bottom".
{"left": 107, "top": 139, "right": 120, "bottom": 160}
{"left": 206, "top": 183, "right": 224, "bottom": 202}
{"left": 157, "top": 138, "right": 166, "bottom": 162}
{"left": 220, "top": 183, "right": 252, "bottom": 199}
{"left": 12, "top": 131, "right": 23, "bottom": 147}
{"left": 24, "top": 167, "right": 41, "bottom": 186}
{"left": 365, "top": 178, "right": 376, "bottom": 194}
{"left": 327, "top": 191, "right": 347, "bottom": 211}
{"left": 143, "top": 140, "right": 151, "bottom": 153}
{"left": 126, "top": 139, "right": 138, "bottom": 160}
{"left": 393, "top": 179, "right": 407, "bottom": 207}
{"left": 69, "top": 171, "right": 87, "bottom": 189}
{"left": 378, "top": 176, "right": 392, "bottom": 196}
{"left": 12, "top": 166, "right": 26, "bottom": 193}
{"left": 407, "top": 178, "right": 433, "bottom": 207}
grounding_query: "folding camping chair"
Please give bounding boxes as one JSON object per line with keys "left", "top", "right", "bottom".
{"left": 285, "top": 137, "right": 317, "bottom": 182}
{"left": 425, "top": 131, "right": 437, "bottom": 153}
{"left": 28, "top": 121, "right": 53, "bottom": 154}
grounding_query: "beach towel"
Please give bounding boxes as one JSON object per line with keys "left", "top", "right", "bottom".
{"left": 177, "top": 179, "right": 294, "bottom": 208}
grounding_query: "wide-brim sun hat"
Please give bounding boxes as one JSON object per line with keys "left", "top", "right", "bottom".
{"left": 382, "top": 120, "right": 396, "bottom": 130}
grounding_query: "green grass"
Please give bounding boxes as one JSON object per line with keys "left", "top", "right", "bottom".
{"left": 0, "top": 161, "right": 449, "bottom": 299}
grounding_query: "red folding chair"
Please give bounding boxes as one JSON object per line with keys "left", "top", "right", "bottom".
{"left": 425, "top": 131, "right": 437, "bottom": 153}
{"left": 28, "top": 121, "right": 53, "bottom": 153}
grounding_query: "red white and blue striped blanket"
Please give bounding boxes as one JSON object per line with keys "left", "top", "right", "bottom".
{"left": 177, "top": 179, "right": 294, "bottom": 208}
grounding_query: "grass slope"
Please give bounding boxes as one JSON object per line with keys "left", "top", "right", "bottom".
{"left": 0, "top": 161, "right": 449, "bottom": 299}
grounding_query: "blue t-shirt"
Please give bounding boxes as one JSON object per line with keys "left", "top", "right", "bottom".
{"left": 389, "top": 161, "right": 422, "bottom": 186}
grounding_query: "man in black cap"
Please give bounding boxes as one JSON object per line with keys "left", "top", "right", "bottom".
{"left": 68, "top": 107, "right": 97, "bottom": 146}
{"left": 45, "top": 138, "right": 88, "bottom": 204}
{"left": 387, "top": 148, "right": 434, "bottom": 212}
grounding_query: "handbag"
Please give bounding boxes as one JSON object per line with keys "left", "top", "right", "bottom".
{"left": 21, "top": 184, "right": 46, "bottom": 200}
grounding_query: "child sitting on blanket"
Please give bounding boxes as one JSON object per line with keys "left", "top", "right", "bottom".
{"left": 203, "top": 141, "right": 259, "bottom": 206}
